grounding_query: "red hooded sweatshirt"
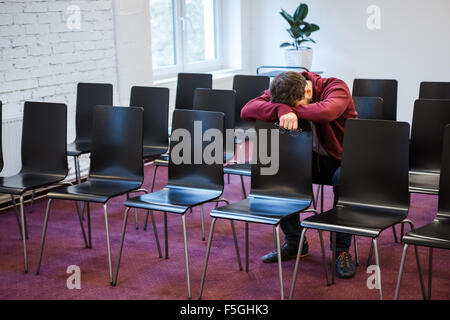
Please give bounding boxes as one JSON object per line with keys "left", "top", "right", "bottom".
{"left": 241, "top": 72, "right": 358, "bottom": 160}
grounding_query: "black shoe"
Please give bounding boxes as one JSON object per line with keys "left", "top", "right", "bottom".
{"left": 262, "top": 241, "right": 309, "bottom": 263}
{"left": 336, "top": 251, "right": 356, "bottom": 279}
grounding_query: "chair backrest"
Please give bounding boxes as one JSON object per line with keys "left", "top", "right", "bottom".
{"left": 0, "top": 101, "right": 3, "bottom": 173}
{"left": 21, "top": 102, "right": 68, "bottom": 178}
{"left": 250, "top": 120, "right": 313, "bottom": 202}
{"left": 193, "top": 88, "right": 235, "bottom": 157}
{"left": 130, "top": 86, "right": 169, "bottom": 152}
{"left": 410, "top": 99, "right": 450, "bottom": 172}
{"left": 233, "top": 75, "right": 270, "bottom": 130}
{"left": 168, "top": 109, "right": 224, "bottom": 191}
{"left": 437, "top": 125, "right": 450, "bottom": 218}
{"left": 352, "top": 96, "right": 383, "bottom": 120}
{"left": 89, "top": 106, "right": 143, "bottom": 184}
{"left": 75, "top": 83, "right": 113, "bottom": 142}
{"left": 352, "top": 79, "right": 398, "bottom": 121}
{"left": 175, "top": 73, "right": 213, "bottom": 110}
{"left": 338, "top": 119, "right": 410, "bottom": 211}
{"left": 419, "top": 82, "right": 450, "bottom": 100}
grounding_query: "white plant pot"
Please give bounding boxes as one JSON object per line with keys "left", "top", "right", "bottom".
{"left": 283, "top": 48, "right": 313, "bottom": 71}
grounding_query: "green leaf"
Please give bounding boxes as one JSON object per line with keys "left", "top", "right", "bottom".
{"left": 280, "top": 42, "right": 294, "bottom": 48}
{"left": 309, "top": 24, "right": 320, "bottom": 32}
{"left": 280, "top": 9, "right": 295, "bottom": 27}
{"left": 296, "top": 3, "right": 309, "bottom": 20}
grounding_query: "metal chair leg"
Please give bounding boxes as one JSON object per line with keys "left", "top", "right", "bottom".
{"left": 74, "top": 201, "right": 89, "bottom": 248}
{"left": 428, "top": 248, "right": 433, "bottom": 300}
{"left": 87, "top": 202, "right": 92, "bottom": 248}
{"left": 36, "top": 199, "right": 53, "bottom": 275}
{"left": 230, "top": 220, "right": 243, "bottom": 271}
{"left": 10, "top": 194, "right": 24, "bottom": 240}
{"left": 227, "top": 173, "right": 230, "bottom": 184}
{"left": 134, "top": 192, "right": 139, "bottom": 230}
{"left": 275, "top": 225, "right": 284, "bottom": 300}
{"left": 392, "top": 226, "right": 398, "bottom": 243}
{"left": 289, "top": 228, "right": 307, "bottom": 300}
{"left": 29, "top": 189, "right": 35, "bottom": 213}
{"left": 149, "top": 211, "right": 162, "bottom": 258}
{"left": 245, "top": 222, "right": 249, "bottom": 272}
{"left": 74, "top": 155, "right": 85, "bottom": 220}
{"left": 103, "top": 204, "right": 113, "bottom": 285}
{"left": 414, "top": 245, "right": 427, "bottom": 299}
{"left": 200, "top": 205, "right": 205, "bottom": 241}
{"left": 112, "top": 208, "right": 130, "bottom": 286}
{"left": 367, "top": 241, "right": 374, "bottom": 266}
{"left": 320, "top": 184, "right": 324, "bottom": 213}
{"left": 239, "top": 175, "right": 247, "bottom": 199}
{"left": 332, "top": 232, "right": 337, "bottom": 284}
{"left": 354, "top": 235, "right": 360, "bottom": 266}
{"left": 318, "top": 230, "right": 331, "bottom": 286}
{"left": 181, "top": 214, "right": 191, "bottom": 299}
{"left": 394, "top": 243, "right": 409, "bottom": 300}
{"left": 144, "top": 165, "right": 158, "bottom": 230}
{"left": 372, "top": 239, "right": 383, "bottom": 300}
{"left": 19, "top": 195, "right": 28, "bottom": 273}
{"left": 198, "top": 218, "right": 217, "bottom": 300}
{"left": 164, "top": 212, "right": 168, "bottom": 259}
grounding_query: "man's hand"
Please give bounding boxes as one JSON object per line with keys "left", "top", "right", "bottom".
{"left": 279, "top": 112, "right": 298, "bottom": 131}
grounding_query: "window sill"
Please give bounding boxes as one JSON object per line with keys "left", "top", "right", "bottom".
{"left": 153, "top": 68, "right": 244, "bottom": 86}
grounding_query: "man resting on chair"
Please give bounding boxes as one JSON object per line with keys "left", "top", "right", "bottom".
{"left": 241, "top": 71, "right": 358, "bottom": 278}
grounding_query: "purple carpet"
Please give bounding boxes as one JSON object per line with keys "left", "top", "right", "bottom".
{"left": 0, "top": 164, "right": 449, "bottom": 300}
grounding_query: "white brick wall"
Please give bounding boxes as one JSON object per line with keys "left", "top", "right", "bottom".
{"left": 0, "top": 0, "right": 119, "bottom": 176}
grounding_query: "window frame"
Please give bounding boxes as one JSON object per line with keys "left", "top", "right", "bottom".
{"left": 151, "top": 0, "right": 223, "bottom": 80}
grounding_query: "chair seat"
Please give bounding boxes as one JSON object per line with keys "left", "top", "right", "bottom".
{"left": 154, "top": 155, "right": 169, "bottom": 167}
{"left": 409, "top": 171, "right": 440, "bottom": 194}
{"left": 211, "top": 197, "right": 311, "bottom": 225}
{"left": 47, "top": 179, "right": 141, "bottom": 203}
{"left": 124, "top": 186, "right": 222, "bottom": 214}
{"left": 301, "top": 205, "right": 407, "bottom": 238}
{"left": 402, "top": 218, "right": 450, "bottom": 249}
{"left": 0, "top": 173, "right": 65, "bottom": 195}
{"left": 67, "top": 140, "right": 91, "bottom": 157}
{"left": 155, "top": 153, "right": 235, "bottom": 167}
{"left": 223, "top": 163, "right": 251, "bottom": 176}
{"left": 143, "top": 146, "right": 167, "bottom": 159}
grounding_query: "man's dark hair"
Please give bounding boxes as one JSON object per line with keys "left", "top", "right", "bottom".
{"left": 270, "top": 72, "right": 307, "bottom": 107}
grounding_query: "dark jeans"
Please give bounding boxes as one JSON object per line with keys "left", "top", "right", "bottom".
{"left": 280, "top": 152, "right": 352, "bottom": 253}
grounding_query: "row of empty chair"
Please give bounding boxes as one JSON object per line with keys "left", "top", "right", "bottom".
{"left": 0, "top": 76, "right": 449, "bottom": 300}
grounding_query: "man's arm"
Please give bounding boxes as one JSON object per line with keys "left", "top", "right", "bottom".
{"left": 240, "top": 90, "right": 293, "bottom": 122}
{"left": 288, "top": 85, "right": 351, "bottom": 123}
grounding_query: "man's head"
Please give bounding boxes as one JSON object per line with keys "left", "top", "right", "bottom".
{"left": 270, "top": 72, "right": 313, "bottom": 107}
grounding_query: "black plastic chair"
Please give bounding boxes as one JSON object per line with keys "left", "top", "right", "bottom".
{"left": 223, "top": 75, "right": 271, "bottom": 197}
{"left": 419, "top": 82, "right": 450, "bottom": 100}
{"left": 68, "top": 83, "right": 113, "bottom": 186}
{"left": 113, "top": 109, "right": 242, "bottom": 299}
{"left": 193, "top": 88, "right": 236, "bottom": 162}
{"left": 175, "top": 73, "right": 213, "bottom": 110}
{"left": 198, "top": 120, "right": 326, "bottom": 300}
{"left": 36, "top": 106, "right": 147, "bottom": 285}
{"left": 130, "top": 86, "right": 169, "bottom": 235}
{"left": 150, "top": 73, "right": 213, "bottom": 188}
{"left": 352, "top": 96, "right": 383, "bottom": 120}
{"left": 352, "top": 79, "right": 398, "bottom": 121}
{"left": 289, "top": 119, "right": 412, "bottom": 300}
{"left": 0, "top": 102, "right": 68, "bottom": 273}
{"left": 395, "top": 125, "right": 450, "bottom": 300}
{"left": 409, "top": 99, "right": 450, "bottom": 195}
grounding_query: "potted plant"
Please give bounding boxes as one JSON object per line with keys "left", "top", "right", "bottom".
{"left": 280, "top": 3, "right": 320, "bottom": 71}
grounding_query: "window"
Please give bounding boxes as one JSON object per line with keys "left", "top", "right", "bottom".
{"left": 150, "top": 0, "right": 221, "bottom": 79}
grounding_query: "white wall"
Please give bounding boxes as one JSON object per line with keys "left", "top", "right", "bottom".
{"left": 248, "top": 0, "right": 450, "bottom": 123}
{"left": 0, "top": 0, "right": 119, "bottom": 176}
